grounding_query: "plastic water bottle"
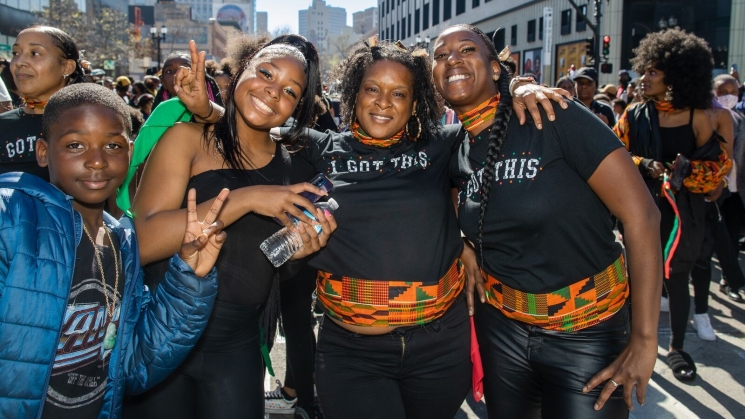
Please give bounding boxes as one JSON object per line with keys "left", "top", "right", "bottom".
{"left": 261, "top": 199, "right": 339, "bottom": 267}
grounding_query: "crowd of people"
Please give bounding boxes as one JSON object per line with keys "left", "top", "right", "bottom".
{"left": 0, "top": 22, "right": 743, "bottom": 419}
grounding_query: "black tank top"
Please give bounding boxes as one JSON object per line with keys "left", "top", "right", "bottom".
{"left": 659, "top": 108, "right": 697, "bottom": 163}
{"left": 143, "top": 143, "right": 315, "bottom": 306}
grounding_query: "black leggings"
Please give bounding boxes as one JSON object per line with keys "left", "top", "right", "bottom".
{"left": 122, "top": 301, "right": 264, "bottom": 419}
{"left": 474, "top": 302, "right": 630, "bottom": 419}
{"left": 315, "top": 294, "right": 471, "bottom": 419}
{"left": 691, "top": 200, "right": 745, "bottom": 314}
{"left": 279, "top": 263, "right": 317, "bottom": 411}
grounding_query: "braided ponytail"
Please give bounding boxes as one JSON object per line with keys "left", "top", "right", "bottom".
{"left": 477, "top": 62, "right": 513, "bottom": 266}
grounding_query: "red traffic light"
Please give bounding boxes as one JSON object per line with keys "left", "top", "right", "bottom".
{"left": 603, "top": 35, "right": 611, "bottom": 43}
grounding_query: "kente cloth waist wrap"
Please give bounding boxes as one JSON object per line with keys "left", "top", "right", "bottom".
{"left": 483, "top": 254, "right": 628, "bottom": 332}
{"left": 316, "top": 259, "right": 465, "bottom": 327}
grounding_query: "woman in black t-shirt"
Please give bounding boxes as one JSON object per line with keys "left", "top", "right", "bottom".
{"left": 433, "top": 24, "right": 662, "bottom": 418}
{"left": 0, "top": 26, "right": 86, "bottom": 181}
{"left": 127, "top": 36, "right": 336, "bottom": 418}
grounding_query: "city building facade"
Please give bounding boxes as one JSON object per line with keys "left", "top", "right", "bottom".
{"left": 299, "top": 0, "right": 346, "bottom": 52}
{"left": 353, "top": 6, "right": 378, "bottom": 35}
{"left": 379, "top": 0, "right": 742, "bottom": 86}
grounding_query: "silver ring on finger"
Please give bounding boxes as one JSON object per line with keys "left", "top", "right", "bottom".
{"left": 610, "top": 379, "right": 620, "bottom": 387}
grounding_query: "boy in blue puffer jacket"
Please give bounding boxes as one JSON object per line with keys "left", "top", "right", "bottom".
{"left": 0, "top": 83, "right": 230, "bottom": 419}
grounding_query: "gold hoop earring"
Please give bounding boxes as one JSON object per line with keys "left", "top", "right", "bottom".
{"left": 405, "top": 114, "right": 422, "bottom": 141}
{"left": 665, "top": 85, "right": 674, "bottom": 102}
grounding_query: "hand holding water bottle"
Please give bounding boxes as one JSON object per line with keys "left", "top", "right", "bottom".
{"left": 262, "top": 199, "right": 338, "bottom": 266}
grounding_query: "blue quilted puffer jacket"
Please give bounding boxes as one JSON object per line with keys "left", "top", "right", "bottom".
{"left": 0, "top": 173, "right": 218, "bottom": 419}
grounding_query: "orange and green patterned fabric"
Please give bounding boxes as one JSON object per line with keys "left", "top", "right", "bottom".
{"left": 483, "top": 254, "right": 628, "bottom": 332}
{"left": 316, "top": 259, "right": 465, "bottom": 327}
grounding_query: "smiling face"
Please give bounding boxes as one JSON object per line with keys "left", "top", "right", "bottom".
{"left": 354, "top": 60, "right": 416, "bottom": 140}
{"left": 233, "top": 54, "right": 306, "bottom": 132}
{"left": 432, "top": 27, "right": 499, "bottom": 113}
{"left": 11, "top": 29, "right": 76, "bottom": 102}
{"left": 639, "top": 65, "right": 668, "bottom": 101}
{"left": 36, "top": 104, "right": 130, "bottom": 213}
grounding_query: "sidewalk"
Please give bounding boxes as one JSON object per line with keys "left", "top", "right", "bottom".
{"left": 268, "top": 263, "right": 745, "bottom": 419}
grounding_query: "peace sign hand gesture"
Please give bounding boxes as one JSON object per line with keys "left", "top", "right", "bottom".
{"left": 173, "top": 40, "right": 214, "bottom": 120}
{"left": 179, "top": 188, "right": 229, "bottom": 277}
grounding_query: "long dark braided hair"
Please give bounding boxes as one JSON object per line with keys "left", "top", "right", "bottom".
{"left": 445, "top": 24, "right": 516, "bottom": 266}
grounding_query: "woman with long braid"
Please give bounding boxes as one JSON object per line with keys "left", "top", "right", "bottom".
{"left": 434, "top": 24, "right": 662, "bottom": 417}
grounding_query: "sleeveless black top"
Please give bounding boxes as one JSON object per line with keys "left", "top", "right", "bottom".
{"left": 143, "top": 143, "right": 315, "bottom": 306}
{"left": 659, "top": 108, "right": 697, "bottom": 162}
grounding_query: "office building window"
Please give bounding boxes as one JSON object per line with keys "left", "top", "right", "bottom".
{"left": 473, "top": 0, "right": 479, "bottom": 8}
{"left": 576, "top": 4, "right": 587, "bottom": 32}
{"left": 415, "top": 8, "right": 420, "bottom": 33}
{"left": 456, "top": 0, "right": 465, "bottom": 15}
{"left": 444, "top": 0, "right": 452, "bottom": 20}
{"left": 527, "top": 19, "right": 536, "bottom": 42}
{"left": 511, "top": 24, "right": 517, "bottom": 46}
{"left": 408, "top": 13, "right": 412, "bottom": 37}
{"left": 402, "top": 16, "right": 407, "bottom": 37}
{"left": 561, "top": 9, "right": 572, "bottom": 35}
{"left": 493, "top": 27, "right": 505, "bottom": 49}
{"left": 423, "top": 3, "right": 429, "bottom": 30}
{"left": 539, "top": 16, "right": 544, "bottom": 40}
{"left": 433, "top": 0, "right": 439, "bottom": 25}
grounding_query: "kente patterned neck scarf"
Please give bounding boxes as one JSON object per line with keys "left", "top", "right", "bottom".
{"left": 457, "top": 94, "right": 500, "bottom": 134}
{"left": 351, "top": 121, "right": 404, "bottom": 148}
{"left": 654, "top": 100, "right": 675, "bottom": 113}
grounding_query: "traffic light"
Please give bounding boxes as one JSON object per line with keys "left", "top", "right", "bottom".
{"left": 600, "top": 62, "right": 613, "bottom": 74}
{"left": 602, "top": 35, "right": 611, "bottom": 57}
{"left": 585, "top": 37, "right": 595, "bottom": 62}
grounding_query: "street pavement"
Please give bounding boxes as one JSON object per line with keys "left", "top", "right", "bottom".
{"left": 267, "top": 258, "right": 745, "bottom": 419}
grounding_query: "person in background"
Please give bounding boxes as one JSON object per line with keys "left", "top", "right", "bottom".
{"left": 617, "top": 69, "right": 631, "bottom": 102}
{"left": 600, "top": 83, "right": 618, "bottom": 99}
{"left": 131, "top": 81, "right": 148, "bottom": 107}
{"left": 594, "top": 93, "right": 612, "bottom": 106}
{"left": 613, "top": 28, "right": 730, "bottom": 382}
{"left": 627, "top": 80, "right": 639, "bottom": 104}
{"left": 115, "top": 76, "right": 132, "bottom": 104}
{"left": 136, "top": 93, "right": 154, "bottom": 120}
{"left": 0, "top": 26, "right": 87, "bottom": 181}
{"left": 612, "top": 98, "right": 627, "bottom": 123}
{"left": 143, "top": 75, "right": 158, "bottom": 95}
{"left": 574, "top": 67, "right": 615, "bottom": 128}
{"left": 0, "top": 60, "right": 23, "bottom": 108}
{"left": 556, "top": 75, "right": 576, "bottom": 97}
{"left": 711, "top": 74, "right": 745, "bottom": 301}
{"left": 153, "top": 52, "right": 223, "bottom": 110}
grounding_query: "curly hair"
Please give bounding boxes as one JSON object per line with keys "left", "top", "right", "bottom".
{"left": 333, "top": 40, "right": 443, "bottom": 141}
{"left": 630, "top": 28, "right": 713, "bottom": 109}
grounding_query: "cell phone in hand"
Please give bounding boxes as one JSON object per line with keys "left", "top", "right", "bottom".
{"left": 670, "top": 154, "right": 691, "bottom": 191}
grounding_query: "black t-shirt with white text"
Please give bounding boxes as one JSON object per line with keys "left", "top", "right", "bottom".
{"left": 452, "top": 102, "right": 623, "bottom": 294}
{"left": 42, "top": 229, "right": 123, "bottom": 419}
{"left": 303, "top": 126, "right": 463, "bottom": 283}
{"left": 0, "top": 108, "right": 48, "bottom": 181}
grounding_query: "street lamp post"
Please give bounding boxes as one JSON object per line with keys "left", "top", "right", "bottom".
{"left": 150, "top": 25, "right": 168, "bottom": 71}
{"left": 410, "top": 35, "right": 431, "bottom": 51}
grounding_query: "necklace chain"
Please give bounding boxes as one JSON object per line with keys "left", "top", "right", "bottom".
{"left": 83, "top": 223, "right": 120, "bottom": 318}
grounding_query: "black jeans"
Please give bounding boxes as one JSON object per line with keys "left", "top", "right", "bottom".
{"left": 123, "top": 301, "right": 265, "bottom": 419}
{"left": 315, "top": 294, "right": 471, "bottom": 419}
{"left": 279, "top": 263, "right": 317, "bottom": 411}
{"left": 474, "top": 302, "right": 630, "bottom": 419}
